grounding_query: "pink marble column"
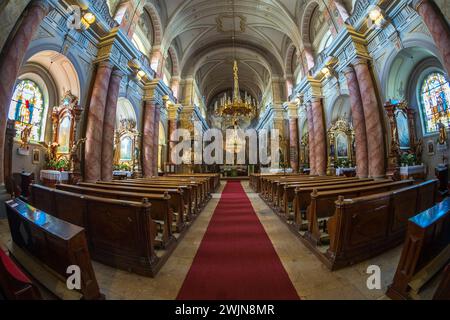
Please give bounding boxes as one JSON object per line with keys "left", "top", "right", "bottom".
{"left": 289, "top": 118, "right": 299, "bottom": 172}
{"left": 84, "top": 61, "right": 113, "bottom": 182}
{"left": 311, "top": 98, "right": 327, "bottom": 176}
{"left": 353, "top": 58, "right": 385, "bottom": 178}
{"left": 168, "top": 119, "right": 178, "bottom": 163}
{"left": 306, "top": 104, "right": 317, "bottom": 175}
{"left": 0, "top": 0, "right": 50, "bottom": 186}
{"left": 344, "top": 66, "right": 369, "bottom": 178}
{"left": 152, "top": 105, "right": 161, "bottom": 175}
{"left": 142, "top": 100, "right": 156, "bottom": 177}
{"left": 101, "top": 69, "right": 123, "bottom": 181}
{"left": 413, "top": 0, "right": 450, "bottom": 76}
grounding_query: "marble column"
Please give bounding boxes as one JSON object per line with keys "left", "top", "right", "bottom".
{"left": 306, "top": 104, "right": 317, "bottom": 175}
{"left": 289, "top": 117, "right": 299, "bottom": 172}
{"left": 0, "top": 0, "right": 50, "bottom": 192}
{"left": 101, "top": 69, "right": 123, "bottom": 181}
{"left": 311, "top": 98, "right": 327, "bottom": 176}
{"left": 353, "top": 58, "right": 385, "bottom": 178}
{"left": 84, "top": 61, "right": 113, "bottom": 182}
{"left": 142, "top": 100, "right": 156, "bottom": 177}
{"left": 152, "top": 105, "right": 161, "bottom": 175}
{"left": 413, "top": 0, "right": 450, "bottom": 76}
{"left": 344, "top": 66, "right": 369, "bottom": 178}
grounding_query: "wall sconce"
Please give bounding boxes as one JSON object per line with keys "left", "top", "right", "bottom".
{"left": 81, "top": 12, "right": 96, "bottom": 29}
{"left": 368, "top": 5, "right": 386, "bottom": 29}
{"left": 321, "top": 67, "right": 331, "bottom": 78}
{"left": 137, "top": 70, "right": 146, "bottom": 80}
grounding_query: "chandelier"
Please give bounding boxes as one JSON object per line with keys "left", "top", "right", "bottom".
{"left": 216, "top": 0, "right": 257, "bottom": 120}
{"left": 217, "top": 60, "right": 257, "bottom": 119}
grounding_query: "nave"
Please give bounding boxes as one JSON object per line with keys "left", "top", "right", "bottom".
{"left": 2, "top": 179, "right": 435, "bottom": 300}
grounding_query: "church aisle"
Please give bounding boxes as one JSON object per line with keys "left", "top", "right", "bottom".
{"left": 177, "top": 181, "right": 299, "bottom": 300}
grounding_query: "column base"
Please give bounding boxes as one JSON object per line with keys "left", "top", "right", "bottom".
{"left": 0, "top": 184, "right": 12, "bottom": 219}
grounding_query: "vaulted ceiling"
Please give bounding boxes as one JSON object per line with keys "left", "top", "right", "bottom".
{"left": 141, "top": 0, "right": 355, "bottom": 109}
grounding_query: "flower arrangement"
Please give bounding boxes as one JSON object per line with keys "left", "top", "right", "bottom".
{"left": 335, "top": 158, "right": 350, "bottom": 168}
{"left": 400, "top": 153, "right": 416, "bottom": 166}
{"left": 114, "top": 163, "right": 131, "bottom": 171}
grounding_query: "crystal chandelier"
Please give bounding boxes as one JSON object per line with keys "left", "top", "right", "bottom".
{"left": 216, "top": 60, "right": 257, "bottom": 119}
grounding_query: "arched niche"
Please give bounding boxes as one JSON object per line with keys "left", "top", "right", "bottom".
{"left": 7, "top": 50, "right": 82, "bottom": 181}
{"left": 327, "top": 94, "right": 352, "bottom": 128}
{"left": 113, "top": 98, "right": 141, "bottom": 175}
{"left": 382, "top": 45, "right": 445, "bottom": 178}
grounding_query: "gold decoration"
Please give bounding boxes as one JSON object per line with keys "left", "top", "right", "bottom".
{"left": 216, "top": 60, "right": 257, "bottom": 121}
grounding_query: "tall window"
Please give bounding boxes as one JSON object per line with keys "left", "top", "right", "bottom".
{"left": 8, "top": 79, "right": 46, "bottom": 142}
{"left": 419, "top": 72, "right": 450, "bottom": 134}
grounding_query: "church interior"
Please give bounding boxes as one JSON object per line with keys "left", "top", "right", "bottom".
{"left": 0, "top": 0, "right": 449, "bottom": 302}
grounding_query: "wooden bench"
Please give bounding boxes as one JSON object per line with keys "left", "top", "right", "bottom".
{"left": 279, "top": 178, "right": 371, "bottom": 215}
{"left": 292, "top": 179, "right": 392, "bottom": 228}
{"left": 51, "top": 184, "right": 174, "bottom": 247}
{"left": 106, "top": 179, "right": 206, "bottom": 211}
{"left": 166, "top": 173, "right": 220, "bottom": 192}
{"left": 78, "top": 182, "right": 192, "bottom": 222}
{"left": 324, "top": 180, "right": 438, "bottom": 270}
{"left": 305, "top": 180, "right": 415, "bottom": 245}
{"left": 386, "top": 196, "right": 449, "bottom": 300}
{"left": 29, "top": 184, "right": 170, "bottom": 277}
{"left": 275, "top": 177, "right": 362, "bottom": 209}
{"left": 5, "top": 198, "right": 103, "bottom": 299}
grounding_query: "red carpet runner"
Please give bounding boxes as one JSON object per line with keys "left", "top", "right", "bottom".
{"left": 177, "top": 181, "right": 299, "bottom": 300}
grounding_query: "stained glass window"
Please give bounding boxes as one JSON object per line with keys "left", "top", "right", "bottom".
{"left": 8, "top": 79, "right": 46, "bottom": 142}
{"left": 419, "top": 72, "right": 450, "bottom": 134}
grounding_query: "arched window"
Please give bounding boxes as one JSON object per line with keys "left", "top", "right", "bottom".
{"left": 419, "top": 72, "right": 450, "bottom": 134}
{"left": 8, "top": 79, "right": 46, "bottom": 142}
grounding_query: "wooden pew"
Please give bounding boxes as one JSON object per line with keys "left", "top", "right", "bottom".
{"left": 292, "top": 179, "right": 392, "bottom": 228}
{"left": 76, "top": 182, "right": 190, "bottom": 232}
{"left": 95, "top": 181, "right": 194, "bottom": 217}
{"left": 279, "top": 178, "right": 370, "bottom": 214}
{"left": 55, "top": 183, "right": 180, "bottom": 234}
{"left": 167, "top": 173, "right": 220, "bottom": 192}
{"left": 324, "top": 180, "right": 438, "bottom": 270}
{"left": 386, "top": 196, "right": 449, "bottom": 300}
{"left": 261, "top": 175, "right": 336, "bottom": 202}
{"left": 136, "top": 177, "right": 211, "bottom": 201}
{"left": 0, "top": 247, "right": 42, "bottom": 300}
{"left": 5, "top": 198, "right": 103, "bottom": 299}
{"left": 108, "top": 179, "right": 206, "bottom": 211}
{"left": 29, "top": 184, "right": 167, "bottom": 277}
{"left": 306, "top": 180, "right": 414, "bottom": 245}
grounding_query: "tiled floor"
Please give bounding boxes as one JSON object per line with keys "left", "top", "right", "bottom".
{"left": 0, "top": 181, "right": 402, "bottom": 300}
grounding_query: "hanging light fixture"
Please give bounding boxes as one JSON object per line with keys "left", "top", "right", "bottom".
{"left": 216, "top": 0, "right": 257, "bottom": 121}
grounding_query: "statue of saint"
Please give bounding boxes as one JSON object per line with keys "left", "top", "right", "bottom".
{"left": 438, "top": 121, "right": 448, "bottom": 145}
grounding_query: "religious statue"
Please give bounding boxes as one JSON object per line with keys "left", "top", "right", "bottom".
{"left": 70, "top": 138, "right": 86, "bottom": 166}
{"left": 413, "top": 139, "right": 423, "bottom": 163}
{"left": 39, "top": 141, "right": 59, "bottom": 166}
{"left": 19, "top": 124, "right": 32, "bottom": 149}
{"left": 438, "top": 121, "right": 448, "bottom": 145}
